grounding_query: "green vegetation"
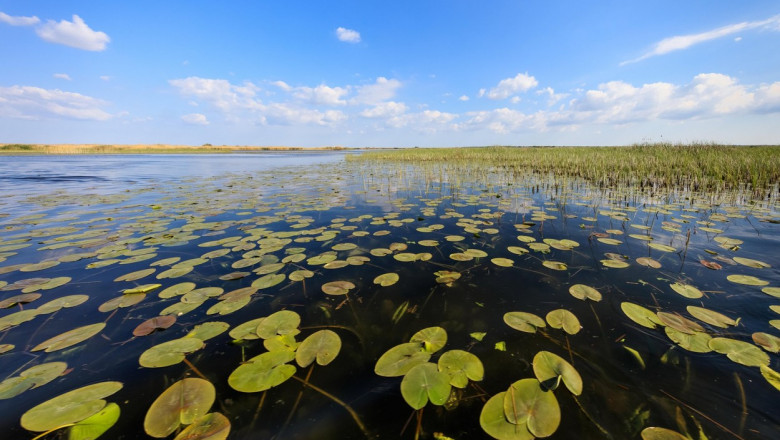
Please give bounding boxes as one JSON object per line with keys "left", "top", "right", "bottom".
{"left": 351, "top": 142, "right": 780, "bottom": 192}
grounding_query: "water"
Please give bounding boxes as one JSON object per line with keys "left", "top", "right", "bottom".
{"left": 0, "top": 154, "right": 778, "bottom": 440}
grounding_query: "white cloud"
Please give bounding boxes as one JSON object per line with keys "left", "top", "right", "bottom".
{"left": 336, "top": 27, "right": 361, "bottom": 43}
{"left": 100, "top": 75, "right": 110, "bottom": 81}
{"left": 458, "top": 95, "right": 469, "bottom": 102}
{"left": 536, "top": 87, "right": 568, "bottom": 106}
{"left": 181, "top": 113, "right": 209, "bottom": 125}
{"left": 35, "top": 14, "right": 110, "bottom": 51}
{"left": 0, "top": 11, "right": 40, "bottom": 26}
{"left": 0, "top": 85, "right": 112, "bottom": 120}
{"left": 622, "top": 14, "right": 780, "bottom": 64}
{"left": 351, "top": 77, "right": 402, "bottom": 105}
{"left": 264, "top": 104, "right": 346, "bottom": 126}
{"left": 292, "top": 84, "right": 348, "bottom": 106}
{"left": 484, "top": 73, "right": 538, "bottom": 100}
{"left": 169, "top": 77, "right": 262, "bottom": 112}
{"left": 53, "top": 73, "right": 71, "bottom": 81}
{"left": 272, "top": 80, "right": 292, "bottom": 92}
{"left": 360, "top": 101, "right": 407, "bottom": 118}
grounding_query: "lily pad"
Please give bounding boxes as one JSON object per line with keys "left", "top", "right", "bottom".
{"left": 491, "top": 257, "right": 514, "bottom": 267}
{"left": 186, "top": 322, "right": 230, "bottom": 341}
{"left": 601, "top": 259, "right": 629, "bottom": 268}
{"left": 251, "top": 273, "right": 286, "bottom": 289}
{"left": 373, "top": 273, "right": 400, "bottom": 287}
{"left": 504, "top": 312, "right": 546, "bottom": 333}
{"left": 568, "top": 284, "right": 602, "bottom": 302}
{"left": 133, "top": 316, "right": 177, "bottom": 336}
{"left": 664, "top": 327, "right": 712, "bottom": 353}
{"left": 144, "top": 378, "right": 215, "bottom": 438}
{"left": 296, "top": 330, "right": 341, "bottom": 367}
{"left": 400, "top": 363, "right": 452, "bottom": 409}
{"left": 36, "top": 295, "right": 89, "bottom": 314}
{"left": 669, "top": 283, "right": 703, "bottom": 299}
{"left": 732, "top": 257, "right": 770, "bottom": 268}
{"left": 542, "top": 261, "right": 567, "bottom": 271}
{"left": 256, "top": 310, "right": 301, "bottom": 339}
{"left": 656, "top": 312, "right": 705, "bottom": 334}
{"left": 479, "top": 392, "right": 534, "bottom": 440}
{"left": 375, "top": 342, "right": 431, "bottom": 377}
{"left": 727, "top": 274, "right": 769, "bottom": 286}
{"left": 438, "top": 349, "right": 484, "bottom": 388}
{"left": 760, "top": 365, "right": 780, "bottom": 392}
{"left": 686, "top": 306, "right": 736, "bottom": 328}
{"left": 139, "top": 337, "right": 204, "bottom": 368}
{"left": 173, "top": 412, "right": 230, "bottom": 440}
{"left": 321, "top": 280, "right": 356, "bottom": 296}
{"left": 648, "top": 243, "right": 677, "bottom": 252}
{"left": 752, "top": 332, "right": 780, "bottom": 353}
{"left": 0, "top": 362, "right": 68, "bottom": 399}
{"left": 545, "top": 309, "right": 581, "bottom": 335}
{"left": 503, "top": 378, "right": 560, "bottom": 437}
{"left": 621, "top": 302, "right": 660, "bottom": 329}
{"left": 641, "top": 427, "right": 688, "bottom": 440}
{"left": 411, "top": 326, "right": 447, "bottom": 353}
{"left": 228, "top": 350, "right": 296, "bottom": 392}
{"left": 32, "top": 323, "right": 106, "bottom": 353}
{"left": 708, "top": 337, "right": 770, "bottom": 367}
{"left": 20, "top": 381, "right": 123, "bottom": 432}
{"left": 69, "top": 402, "right": 120, "bottom": 440}
{"left": 228, "top": 318, "right": 265, "bottom": 341}
{"left": 532, "top": 351, "right": 582, "bottom": 395}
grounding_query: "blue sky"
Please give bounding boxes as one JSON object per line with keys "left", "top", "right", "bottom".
{"left": 1, "top": 1, "right": 779, "bottom": 147}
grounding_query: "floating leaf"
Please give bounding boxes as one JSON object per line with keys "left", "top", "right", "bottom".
{"left": 686, "top": 306, "right": 736, "bottom": 328}
{"left": 251, "top": 273, "right": 286, "bottom": 289}
{"left": 144, "top": 378, "right": 215, "bottom": 438}
{"left": 434, "top": 270, "right": 461, "bottom": 285}
{"left": 542, "top": 261, "right": 567, "bottom": 271}
{"left": 504, "top": 312, "right": 546, "bottom": 333}
{"left": 532, "top": 351, "right": 582, "bottom": 395}
{"left": 0, "top": 309, "right": 39, "bottom": 331}
{"left": 36, "top": 294, "right": 89, "bottom": 314}
{"left": 648, "top": 243, "right": 677, "bottom": 252}
{"left": 656, "top": 312, "right": 705, "bottom": 334}
{"left": 601, "top": 259, "right": 629, "bottom": 268}
{"left": 411, "top": 326, "right": 447, "bottom": 353}
{"left": 480, "top": 392, "right": 534, "bottom": 440}
{"left": 709, "top": 337, "right": 770, "bottom": 367}
{"left": 296, "top": 330, "right": 341, "bottom": 367}
{"left": 0, "top": 293, "right": 41, "bottom": 308}
{"left": 699, "top": 259, "right": 722, "bottom": 270}
{"left": 139, "top": 337, "right": 204, "bottom": 368}
{"left": 69, "top": 401, "right": 120, "bottom": 440}
{"left": 123, "top": 283, "right": 162, "bottom": 294}
{"left": 762, "top": 287, "right": 780, "bottom": 298}
{"left": 641, "top": 427, "right": 688, "bottom": 440}
{"left": 597, "top": 238, "right": 622, "bottom": 245}
{"left": 760, "top": 365, "right": 780, "bottom": 392}
{"left": 669, "top": 283, "right": 703, "bottom": 299}
{"left": 664, "top": 327, "right": 712, "bottom": 353}
{"left": 752, "top": 332, "right": 780, "bottom": 353}
{"left": 491, "top": 257, "right": 514, "bottom": 267}
{"left": 256, "top": 310, "right": 300, "bottom": 339}
{"left": 621, "top": 302, "right": 660, "bottom": 329}
{"left": 503, "top": 378, "right": 560, "bottom": 437}
{"left": 133, "top": 316, "right": 176, "bottom": 336}
{"left": 401, "top": 363, "right": 452, "bottom": 409}
{"left": 98, "top": 293, "right": 145, "bottom": 312}
{"left": 373, "top": 273, "right": 399, "bottom": 287}
{"left": 375, "top": 342, "right": 431, "bottom": 377}
{"left": 727, "top": 274, "right": 769, "bottom": 286}
{"left": 20, "top": 381, "right": 123, "bottom": 432}
{"left": 228, "top": 318, "right": 264, "bottom": 341}
{"left": 546, "top": 309, "right": 581, "bottom": 335}
{"left": 186, "top": 322, "right": 229, "bottom": 341}
{"left": 438, "top": 350, "right": 484, "bottom": 388}
{"left": 173, "top": 412, "right": 230, "bottom": 440}
{"left": 568, "top": 284, "right": 602, "bottom": 302}
{"left": 228, "top": 350, "right": 296, "bottom": 392}
{"left": 636, "top": 257, "right": 661, "bottom": 268}
{"left": 32, "top": 323, "right": 106, "bottom": 353}
{"left": 507, "top": 246, "right": 529, "bottom": 256}
{"left": 158, "top": 282, "right": 196, "bottom": 299}
{"left": 0, "top": 362, "right": 67, "bottom": 399}
{"left": 114, "top": 268, "right": 155, "bottom": 282}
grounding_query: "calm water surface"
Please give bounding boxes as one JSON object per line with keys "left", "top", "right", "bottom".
{"left": 0, "top": 153, "right": 778, "bottom": 440}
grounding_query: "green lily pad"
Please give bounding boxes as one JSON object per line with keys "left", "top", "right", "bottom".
{"left": 656, "top": 312, "right": 705, "bottom": 334}
{"left": 621, "top": 302, "right": 660, "bottom": 329}
{"left": 32, "top": 323, "right": 106, "bottom": 353}
{"left": 669, "top": 283, "right": 703, "bottom": 299}
{"left": 186, "top": 322, "right": 230, "bottom": 341}
{"left": 228, "top": 350, "right": 296, "bottom": 392}
{"left": 144, "top": 378, "right": 215, "bottom": 438}
{"left": 263, "top": 333, "right": 299, "bottom": 352}
{"left": 752, "top": 332, "right": 780, "bottom": 353}
{"left": 686, "top": 306, "right": 736, "bottom": 328}
{"left": 435, "top": 347, "right": 484, "bottom": 386}
{"left": 321, "top": 280, "right": 356, "bottom": 295}
{"left": 123, "top": 284, "right": 162, "bottom": 294}
{"left": 172, "top": 412, "right": 230, "bottom": 440}
{"left": 568, "top": 284, "right": 602, "bottom": 302}
{"left": 69, "top": 401, "right": 120, "bottom": 440}
{"left": 479, "top": 392, "right": 534, "bottom": 440}
{"left": 504, "top": 312, "right": 546, "bottom": 333}
{"left": 20, "top": 381, "right": 123, "bottom": 432}
{"left": 98, "top": 293, "right": 146, "bottom": 312}
{"left": 411, "top": 326, "right": 447, "bottom": 353}
{"left": 296, "top": 330, "right": 341, "bottom": 367}
{"left": 507, "top": 246, "right": 529, "bottom": 256}
{"left": 139, "top": 337, "right": 204, "bottom": 368}
{"left": 732, "top": 257, "right": 771, "bottom": 268}
{"left": 709, "top": 337, "right": 770, "bottom": 367}
{"left": 542, "top": 261, "right": 567, "bottom": 271}
{"left": 727, "top": 274, "right": 769, "bottom": 286}
{"left": 648, "top": 243, "right": 677, "bottom": 252}
{"left": 375, "top": 342, "right": 431, "bottom": 377}
{"left": 597, "top": 238, "right": 622, "bottom": 245}
{"left": 256, "top": 310, "right": 300, "bottom": 339}
{"left": 36, "top": 295, "right": 89, "bottom": 314}
{"left": 503, "top": 378, "right": 560, "bottom": 437}
{"left": 0, "top": 309, "right": 39, "bottom": 331}
{"left": 373, "top": 273, "right": 400, "bottom": 287}
{"left": 546, "top": 309, "right": 581, "bottom": 335}
{"left": 434, "top": 270, "right": 461, "bottom": 285}
{"left": 158, "top": 282, "right": 196, "bottom": 299}
{"left": 491, "top": 257, "right": 514, "bottom": 267}
{"left": 762, "top": 287, "right": 780, "bottom": 298}
{"left": 114, "top": 268, "right": 155, "bottom": 282}
{"left": 401, "top": 363, "right": 452, "bottom": 409}
{"left": 0, "top": 361, "right": 68, "bottom": 399}
{"left": 664, "top": 327, "right": 712, "bottom": 353}
{"left": 760, "top": 365, "right": 780, "bottom": 392}
{"left": 601, "top": 259, "right": 629, "bottom": 268}
{"left": 228, "top": 318, "right": 265, "bottom": 341}
{"left": 532, "top": 351, "right": 582, "bottom": 395}
{"left": 641, "top": 427, "right": 688, "bottom": 440}
{"left": 251, "top": 273, "right": 286, "bottom": 289}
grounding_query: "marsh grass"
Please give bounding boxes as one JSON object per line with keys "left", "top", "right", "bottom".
{"left": 351, "top": 142, "right": 780, "bottom": 193}
{"left": 0, "top": 144, "right": 351, "bottom": 155}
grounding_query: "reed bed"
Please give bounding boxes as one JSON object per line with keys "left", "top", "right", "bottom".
{"left": 351, "top": 142, "right": 780, "bottom": 193}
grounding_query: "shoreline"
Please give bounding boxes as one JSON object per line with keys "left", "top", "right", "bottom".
{"left": 0, "top": 143, "right": 361, "bottom": 155}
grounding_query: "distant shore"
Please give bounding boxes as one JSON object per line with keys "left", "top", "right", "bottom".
{"left": 0, "top": 143, "right": 360, "bottom": 155}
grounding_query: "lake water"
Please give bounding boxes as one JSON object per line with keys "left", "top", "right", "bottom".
{"left": 0, "top": 152, "right": 778, "bottom": 440}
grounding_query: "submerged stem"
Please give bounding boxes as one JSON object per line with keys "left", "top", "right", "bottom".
{"left": 290, "top": 375, "right": 370, "bottom": 438}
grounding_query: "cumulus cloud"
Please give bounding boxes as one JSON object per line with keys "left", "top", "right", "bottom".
{"left": 351, "top": 77, "right": 402, "bottom": 105}
{"left": 0, "top": 85, "right": 112, "bottom": 120}
{"left": 360, "top": 101, "right": 407, "bottom": 118}
{"left": 53, "top": 73, "right": 71, "bottom": 81}
{"left": 482, "top": 73, "right": 538, "bottom": 100}
{"left": 458, "top": 95, "right": 470, "bottom": 102}
{"left": 35, "top": 14, "right": 110, "bottom": 51}
{"left": 169, "top": 77, "right": 263, "bottom": 112}
{"left": 264, "top": 104, "right": 346, "bottom": 126}
{"left": 181, "top": 113, "right": 209, "bottom": 125}
{"left": 622, "top": 14, "right": 780, "bottom": 65}
{"left": 0, "top": 11, "right": 40, "bottom": 26}
{"left": 336, "top": 27, "right": 361, "bottom": 43}
{"left": 292, "top": 84, "right": 348, "bottom": 106}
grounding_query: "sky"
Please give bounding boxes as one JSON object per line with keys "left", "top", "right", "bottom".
{"left": 1, "top": 1, "right": 779, "bottom": 147}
